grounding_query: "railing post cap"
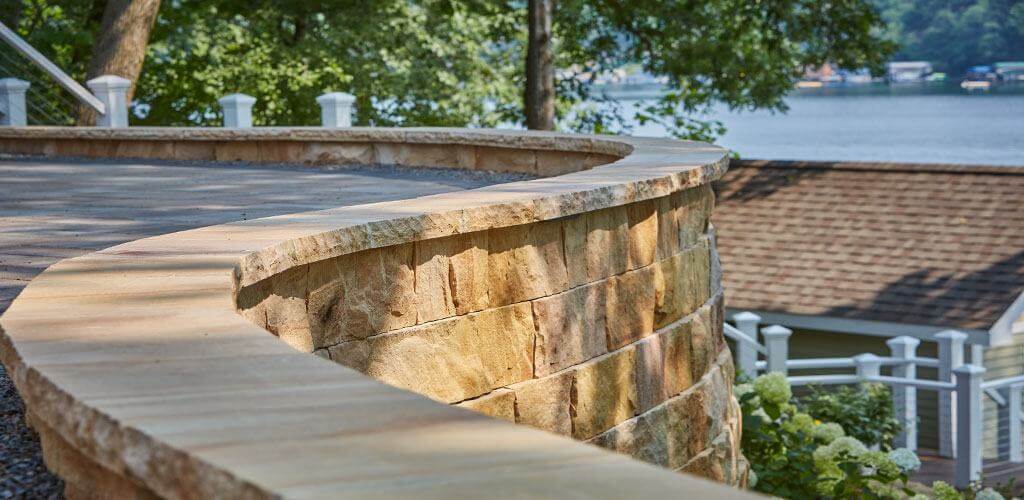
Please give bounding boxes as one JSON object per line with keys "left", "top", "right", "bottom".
{"left": 953, "top": 363, "right": 986, "bottom": 376}
{"left": 733, "top": 311, "right": 762, "bottom": 322}
{"left": 316, "top": 92, "right": 356, "bottom": 104}
{"left": 887, "top": 335, "right": 921, "bottom": 348}
{"left": 218, "top": 93, "right": 257, "bottom": 105}
{"left": 0, "top": 77, "right": 30, "bottom": 90}
{"left": 761, "top": 324, "right": 792, "bottom": 336}
{"left": 934, "top": 330, "right": 969, "bottom": 341}
{"left": 853, "top": 353, "right": 883, "bottom": 363}
{"left": 86, "top": 75, "right": 131, "bottom": 90}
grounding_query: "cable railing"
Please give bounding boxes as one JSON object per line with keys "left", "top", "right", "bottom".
{"left": 724, "top": 313, "right": 1024, "bottom": 489}
{"left": 0, "top": 20, "right": 126, "bottom": 127}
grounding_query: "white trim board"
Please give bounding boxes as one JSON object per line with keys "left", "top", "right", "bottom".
{"left": 989, "top": 290, "right": 1024, "bottom": 347}
{"left": 725, "top": 308, "right": 991, "bottom": 346}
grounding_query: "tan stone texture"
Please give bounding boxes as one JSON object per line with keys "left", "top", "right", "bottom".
{"left": 677, "top": 185, "right": 713, "bottom": 249}
{"left": 588, "top": 403, "right": 670, "bottom": 467}
{"left": 632, "top": 333, "right": 667, "bottom": 414}
{"left": 415, "top": 232, "right": 489, "bottom": 323}
{"left": 626, "top": 200, "right": 658, "bottom": 270}
{"left": 689, "top": 302, "right": 723, "bottom": 382}
{"left": 475, "top": 146, "right": 537, "bottom": 174}
{"left": 326, "top": 340, "right": 370, "bottom": 372}
{"left": 299, "top": 141, "right": 374, "bottom": 165}
{"left": 363, "top": 303, "right": 535, "bottom": 403}
{"left": 532, "top": 281, "right": 607, "bottom": 376}
{"left": 654, "top": 238, "right": 711, "bottom": 330}
{"left": 605, "top": 265, "right": 656, "bottom": 350}
{"left": 306, "top": 244, "right": 417, "bottom": 347}
{"left": 571, "top": 347, "right": 637, "bottom": 440}
{"left": 565, "top": 206, "right": 629, "bottom": 287}
{"left": 455, "top": 389, "right": 516, "bottom": 422}
{"left": 0, "top": 127, "right": 744, "bottom": 498}
{"left": 663, "top": 318, "right": 695, "bottom": 398}
{"left": 510, "top": 370, "right": 573, "bottom": 436}
{"left": 589, "top": 350, "right": 735, "bottom": 475}
{"left": 487, "top": 220, "right": 568, "bottom": 307}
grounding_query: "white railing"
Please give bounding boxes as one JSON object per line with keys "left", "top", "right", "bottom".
{"left": 725, "top": 312, "right": 1024, "bottom": 488}
{"left": 1, "top": 20, "right": 355, "bottom": 130}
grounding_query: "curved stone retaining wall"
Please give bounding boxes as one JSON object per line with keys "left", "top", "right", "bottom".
{"left": 0, "top": 128, "right": 746, "bottom": 498}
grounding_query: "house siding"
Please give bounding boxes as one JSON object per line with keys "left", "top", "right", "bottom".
{"left": 983, "top": 334, "right": 1024, "bottom": 459}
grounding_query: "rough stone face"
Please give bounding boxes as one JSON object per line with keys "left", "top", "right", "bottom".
{"left": 634, "top": 316, "right": 694, "bottom": 413}
{"left": 689, "top": 302, "right": 722, "bottom": 383}
{"left": 414, "top": 232, "right": 490, "bottom": 323}
{"left": 669, "top": 351, "right": 732, "bottom": 467}
{"left": 565, "top": 207, "right": 629, "bottom": 287}
{"left": 587, "top": 348, "right": 738, "bottom": 482}
{"left": 605, "top": 265, "right": 656, "bottom": 350}
{"left": 510, "top": 371, "right": 573, "bottom": 436}
{"left": 306, "top": 244, "right": 417, "bottom": 347}
{"left": 588, "top": 403, "right": 670, "bottom": 466}
{"left": 487, "top": 221, "right": 568, "bottom": 307}
{"left": 363, "top": 303, "right": 535, "bottom": 403}
{"left": 455, "top": 389, "right": 516, "bottom": 422}
{"left": 676, "top": 185, "right": 713, "bottom": 249}
{"left": 663, "top": 318, "right": 695, "bottom": 399}
{"left": 654, "top": 239, "right": 711, "bottom": 330}
{"left": 571, "top": 346, "right": 637, "bottom": 440}
{"left": 626, "top": 200, "right": 658, "bottom": 270}
{"left": 326, "top": 339, "right": 370, "bottom": 372}
{"left": 532, "top": 281, "right": 607, "bottom": 376}
{"left": 300, "top": 141, "right": 374, "bottom": 165}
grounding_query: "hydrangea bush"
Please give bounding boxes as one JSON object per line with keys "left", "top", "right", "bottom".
{"left": 739, "top": 373, "right": 1009, "bottom": 499}
{"left": 739, "top": 373, "right": 917, "bottom": 498}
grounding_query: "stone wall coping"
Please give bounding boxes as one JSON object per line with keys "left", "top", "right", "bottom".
{"left": 0, "top": 128, "right": 746, "bottom": 498}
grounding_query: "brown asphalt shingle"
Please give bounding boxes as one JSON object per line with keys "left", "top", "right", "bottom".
{"left": 713, "top": 160, "right": 1024, "bottom": 331}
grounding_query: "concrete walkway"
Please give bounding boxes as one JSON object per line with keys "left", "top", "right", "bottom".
{"left": 0, "top": 156, "right": 516, "bottom": 498}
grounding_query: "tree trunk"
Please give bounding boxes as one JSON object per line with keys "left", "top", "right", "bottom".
{"left": 77, "top": 0, "right": 161, "bottom": 125}
{"left": 525, "top": 0, "right": 555, "bottom": 130}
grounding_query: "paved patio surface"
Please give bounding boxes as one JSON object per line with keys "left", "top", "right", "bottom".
{"left": 0, "top": 155, "right": 518, "bottom": 498}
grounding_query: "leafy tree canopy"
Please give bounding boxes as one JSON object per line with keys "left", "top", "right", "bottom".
{"left": 4, "top": 0, "right": 893, "bottom": 140}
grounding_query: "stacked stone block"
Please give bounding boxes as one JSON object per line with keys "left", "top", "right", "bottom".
{"left": 237, "top": 183, "right": 746, "bottom": 487}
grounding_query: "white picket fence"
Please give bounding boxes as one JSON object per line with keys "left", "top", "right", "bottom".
{"left": 725, "top": 312, "right": 1024, "bottom": 488}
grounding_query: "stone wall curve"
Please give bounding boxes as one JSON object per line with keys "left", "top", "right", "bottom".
{"left": 0, "top": 127, "right": 746, "bottom": 498}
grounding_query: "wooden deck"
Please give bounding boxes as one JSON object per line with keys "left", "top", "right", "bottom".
{"left": 912, "top": 450, "right": 1024, "bottom": 493}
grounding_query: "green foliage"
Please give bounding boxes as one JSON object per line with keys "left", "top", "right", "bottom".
{"left": 6, "top": 0, "right": 893, "bottom": 138}
{"left": 873, "top": 0, "right": 1024, "bottom": 75}
{"left": 738, "top": 375, "right": 914, "bottom": 499}
{"left": 800, "top": 382, "right": 902, "bottom": 450}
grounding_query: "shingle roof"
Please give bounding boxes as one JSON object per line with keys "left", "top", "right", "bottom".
{"left": 713, "top": 160, "right": 1024, "bottom": 331}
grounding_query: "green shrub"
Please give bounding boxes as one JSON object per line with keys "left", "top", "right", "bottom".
{"left": 799, "top": 382, "right": 901, "bottom": 449}
{"left": 738, "top": 374, "right": 915, "bottom": 498}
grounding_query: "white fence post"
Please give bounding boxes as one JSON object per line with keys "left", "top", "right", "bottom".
{"left": 888, "top": 336, "right": 920, "bottom": 451}
{"left": 0, "top": 78, "right": 30, "bottom": 126}
{"left": 854, "top": 353, "right": 882, "bottom": 379}
{"left": 1010, "top": 383, "right": 1023, "bottom": 463}
{"left": 937, "top": 330, "right": 967, "bottom": 458}
{"left": 762, "top": 325, "right": 792, "bottom": 375}
{"left": 954, "top": 364, "right": 984, "bottom": 488}
{"left": 218, "top": 93, "right": 256, "bottom": 128}
{"left": 316, "top": 92, "right": 355, "bottom": 128}
{"left": 733, "top": 311, "right": 761, "bottom": 377}
{"left": 85, "top": 75, "right": 130, "bottom": 127}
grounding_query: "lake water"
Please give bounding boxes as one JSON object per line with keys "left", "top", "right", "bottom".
{"left": 611, "top": 84, "right": 1024, "bottom": 166}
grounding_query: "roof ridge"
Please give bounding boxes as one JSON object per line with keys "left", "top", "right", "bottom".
{"left": 733, "top": 159, "right": 1024, "bottom": 176}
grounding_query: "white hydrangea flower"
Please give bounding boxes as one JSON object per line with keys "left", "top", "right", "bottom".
{"left": 753, "top": 372, "right": 792, "bottom": 406}
{"left": 975, "top": 488, "right": 1004, "bottom": 500}
{"left": 888, "top": 447, "right": 921, "bottom": 473}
